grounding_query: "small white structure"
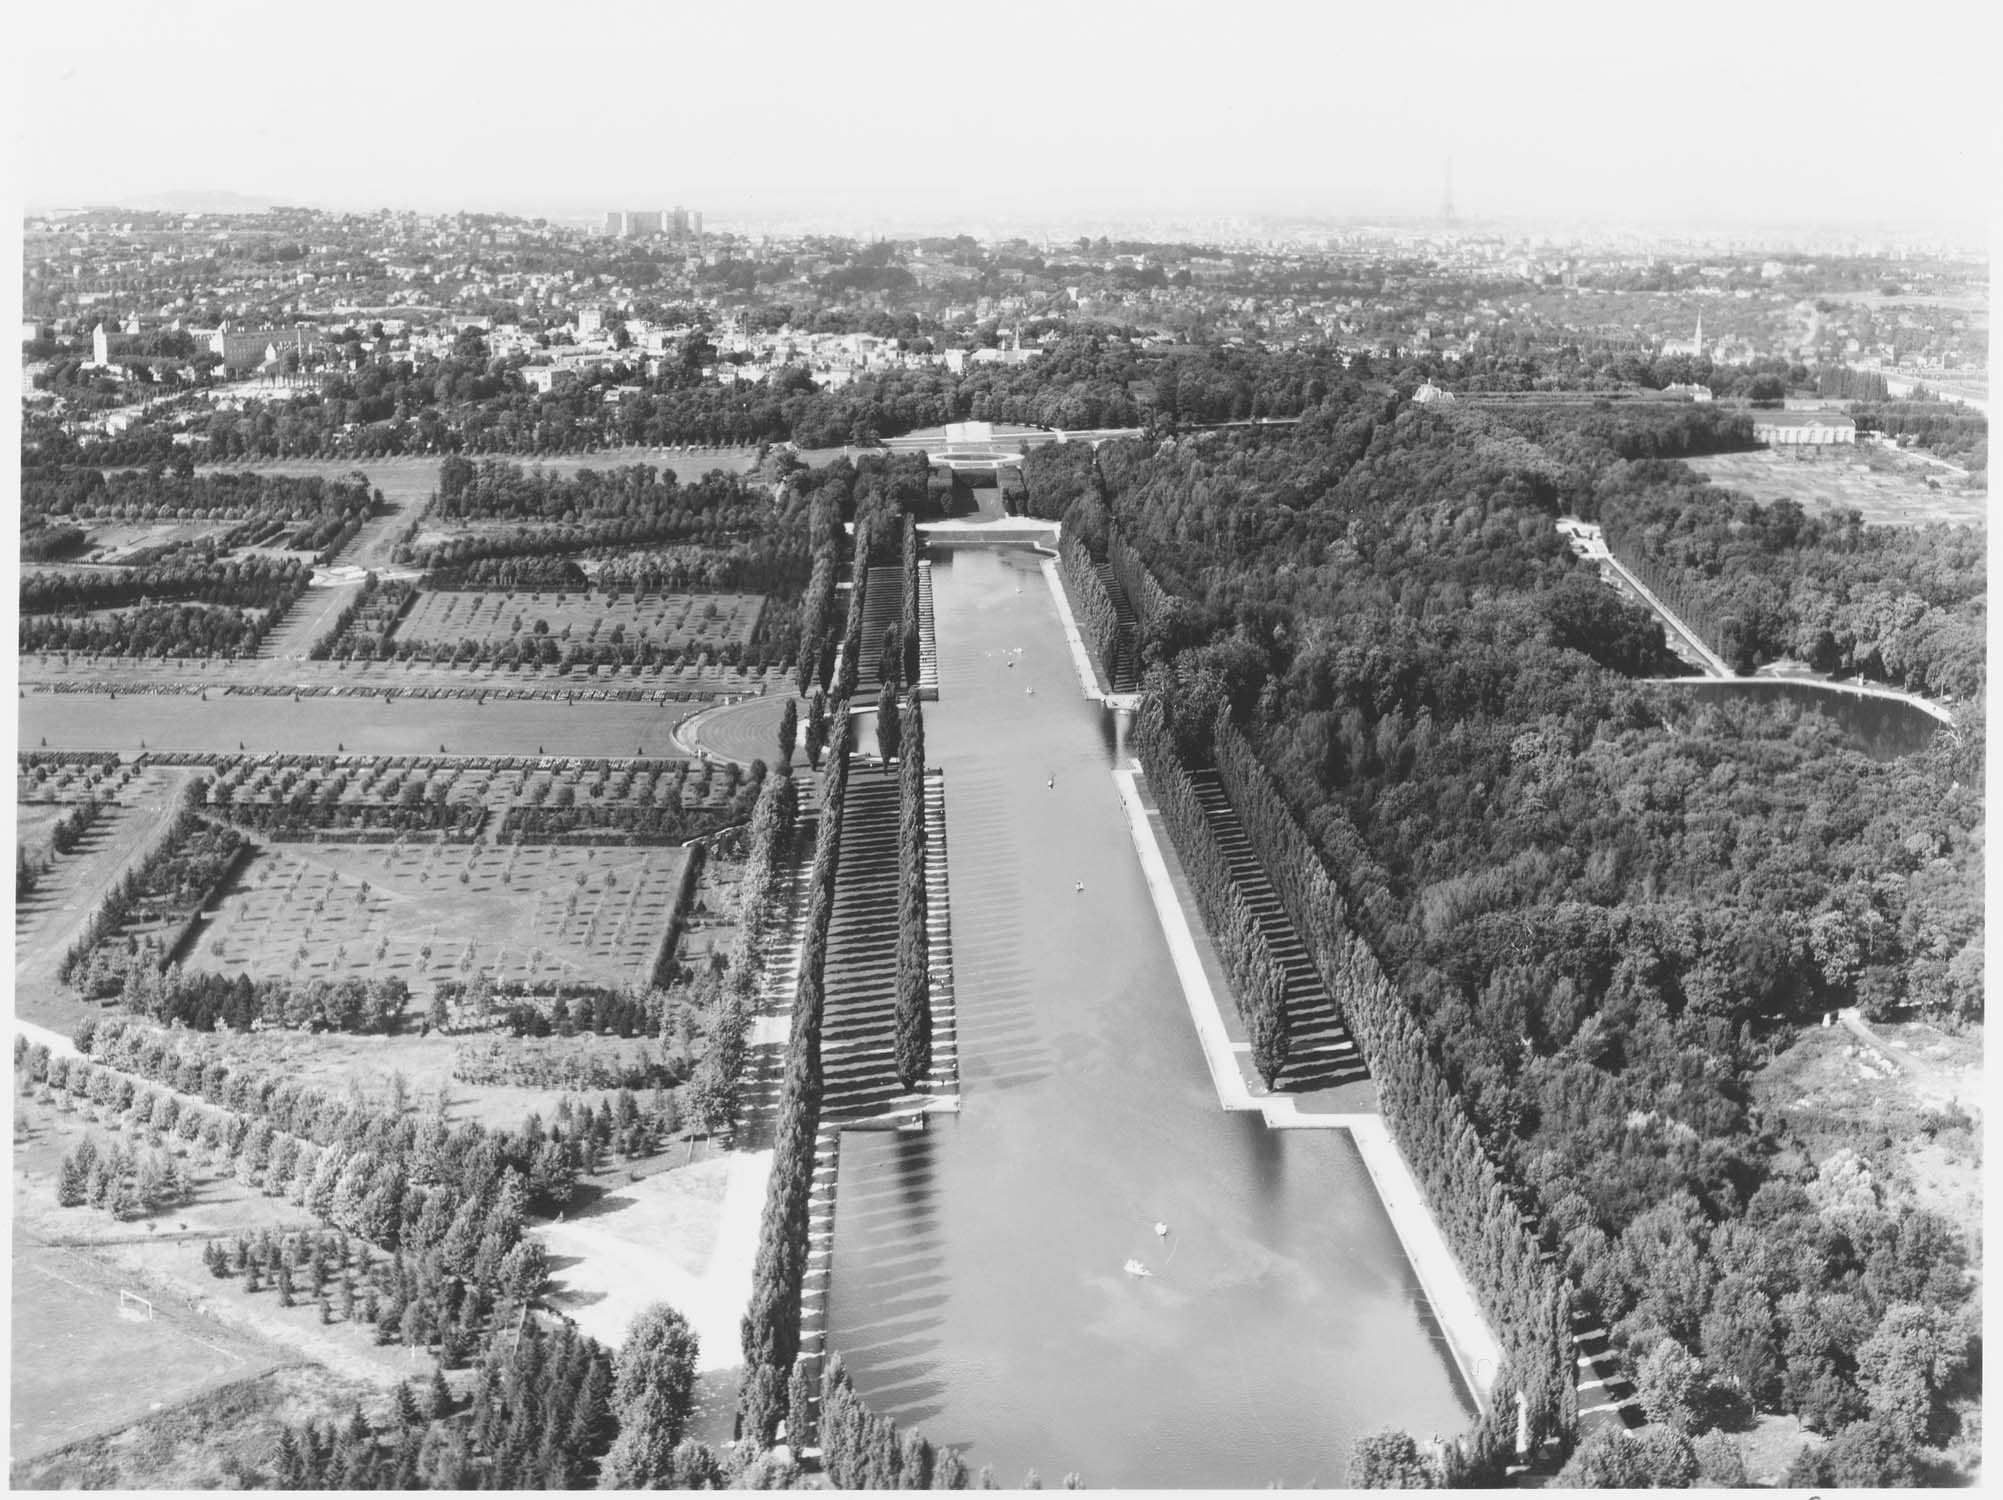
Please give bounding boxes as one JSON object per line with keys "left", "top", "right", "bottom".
{"left": 1754, "top": 411, "right": 1857, "bottom": 446}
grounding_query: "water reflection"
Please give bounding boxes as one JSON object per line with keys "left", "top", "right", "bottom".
{"left": 1669, "top": 678, "right": 1946, "bottom": 760}
{"left": 826, "top": 550, "right": 1475, "bottom": 1488}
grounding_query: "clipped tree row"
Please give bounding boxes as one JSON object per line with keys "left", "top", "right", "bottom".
{"left": 796, "top": 549, "right": 839, "bottom": 697}
{"left": 739, "top": 707, "right": 854, "bottom": 1446}
{"left": 1058, "top": 526, "right": 1121, "bottom": 677}
{"left": 835, "top": 519, "right": 873, "bottom": 701}
{"left": 1131, "top": 698, "right": 1290, "bottom": 1086}
{"left": 1106, "top": 525, "right": 1175, "bottom": 638}
{"left": 725, "top": 771, "right": 803, "bottom": 987}
{"left": 900, "top": 514, "right": 923, "bottom": 688}
{"left": 895, "top": 696, "right": 932, "bottom": 1090}
{"left": 650, "top": 843, "right": 707, "bottom": 987}
{"left": 1107, "top": 524, "right": 1202, "bottom": 667}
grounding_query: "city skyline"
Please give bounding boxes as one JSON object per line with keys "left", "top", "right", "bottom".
{"left": 14, "top": 0, "right": 1999, "bottom": 237}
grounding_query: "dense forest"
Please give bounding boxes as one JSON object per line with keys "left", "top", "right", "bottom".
{"left": 1053, "top": 384, "right": 1982, "bottom": 1483}
{"left": 22, "top": 334, "right": 1356, "bottom": 467}
{"left": 1597, "top": 469, "right": 1984, "bottom": 693}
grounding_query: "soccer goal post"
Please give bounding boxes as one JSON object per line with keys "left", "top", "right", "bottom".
{"left": 118, "top": 1288, "right": 155, "bottom": 1321}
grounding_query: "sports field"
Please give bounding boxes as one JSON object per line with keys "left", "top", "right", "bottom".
{"left": 9, "top": 1237, "right": 276, "bottom": 1462}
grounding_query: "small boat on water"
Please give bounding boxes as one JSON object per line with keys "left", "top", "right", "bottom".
{"left": 1123, "top": 1258, "right": 1152, "bottom": 1278}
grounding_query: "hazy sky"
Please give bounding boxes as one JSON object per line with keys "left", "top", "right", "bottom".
{"left": 13, "top": 0, "right": 2000, "bottom": 234}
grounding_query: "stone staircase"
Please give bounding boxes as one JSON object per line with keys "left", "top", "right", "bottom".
{"left": 818, "top": 763, "right": 957, "bottom": 1122}
{"left": 1187, "top": 768, "right": 1369, "bottom": 1093}
{"left": 1560, "top": 1291, "right": 1646, "bottom": 1436}
{"left": 1093, "top": 561, "right": 1142, "bottom": 693}
{"left": 852, "top": 565, "right": 904, "bottom": 697}
{"left": 913, "top": 563, "right": 940, "bottom": 700}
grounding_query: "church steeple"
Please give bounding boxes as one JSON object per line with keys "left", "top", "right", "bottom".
{"left": 1694, "top": 313, "right": 1702, "bottom": 359}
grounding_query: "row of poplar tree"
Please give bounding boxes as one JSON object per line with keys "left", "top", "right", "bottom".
{"left": 1201, "top": 695, "right": 1581, "bottom": 1468}
{"left": 1077, "top": 513, "right": 1584, "bottom": 1466}
{"left": 738, "top": 701, "right": 854, "bottom": 1445}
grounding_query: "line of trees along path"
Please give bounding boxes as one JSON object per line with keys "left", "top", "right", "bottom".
{"left": 737, "top": 710, "right": 852, "bottom": 1446}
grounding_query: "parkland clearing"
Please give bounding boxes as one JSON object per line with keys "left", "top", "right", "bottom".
{"left": 15, "top": 338, "right": 1985, "bottom": 1487}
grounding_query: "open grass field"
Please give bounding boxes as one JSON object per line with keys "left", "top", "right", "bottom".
{"left": 9, "top": 1234, "right": 279, "bottom": 1463}
{"left": 13, "top": 768, "right": 196, "bottom": 1033}
{"left": 20, "top": 692, "right": 708, "bottom": 759}
{"left": 395, "top": 588, "right": 763, "bottom": 653}
{"left": 1685, "top": 449, "right": 1987, "bottom": 527}
{"left": 680, "top": 693, "right": 798, "bottom": 767}
{"left": 13, "top": 1093, "right": 446, "bottom": 1388}
{"left": 195, "top": 839, "right": 692, "bottom": 1000}
{"left": 16, "top": 803, "right": 70, "bottom": 853}
{"left": 72, "top": 520, "right": 244, "bottom": 565}
{"left": 10, "top": 1364, "right": 370, "bottom": 1491}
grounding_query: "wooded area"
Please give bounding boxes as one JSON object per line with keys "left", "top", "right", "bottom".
{"left": 1046, "top": 381, "right": 1982, "bottom": 1481}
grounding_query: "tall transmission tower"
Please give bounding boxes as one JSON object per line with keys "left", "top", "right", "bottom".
{"left": 1440, "top": 158, "right": 1457, "bottom": 225}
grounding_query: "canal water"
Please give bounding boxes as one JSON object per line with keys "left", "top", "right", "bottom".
{"left": 824, "top": 548, "right": 1473, "bottom": 1488}
{"left": 1665, "top": 678, "right": 1947, "bottom": 761}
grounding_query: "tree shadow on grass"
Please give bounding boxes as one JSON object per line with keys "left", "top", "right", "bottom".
{"left": 560, "top": 1185, "right": 636, "bottom": 1222}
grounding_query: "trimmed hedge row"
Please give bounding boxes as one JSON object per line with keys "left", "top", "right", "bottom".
{"left": 900, "top": 516, "right": 922, "bottom": 688}
{"left": 1108, "top": 526, "right": 1176, "bottom": 640}
{"left": 835, "top": 519, "right": 873, "bottom": 702}
{"left": 1059, "top": 527, "right": 1121, "bottom": 677}
{"left": 645, "top": 842, "right": 707, "bottom": 990}
{"left": 796, "top": 550, "right": 838, "bottom": 697}
{"left": 895, "top": 697, "right": 931, "bottom": 1090}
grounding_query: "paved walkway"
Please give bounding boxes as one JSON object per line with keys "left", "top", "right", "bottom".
{"left": 1110, "top": 767, "right": 1503, "bottom": 1409}
{"left": 1592, "top": 548, "right": 1733, "bottom": 677}
{"left": 1036, "top": 551, "right": 1141, "bottom": 711}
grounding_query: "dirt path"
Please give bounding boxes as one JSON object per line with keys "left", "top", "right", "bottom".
{"left": 1838, "top": 1008, "right": 1982, "bottom": 1117}
{"left": 258, "top": 580, "right": 362, "bottom": 663}
{"left": 13, "top": 767, "right": 193, "bottom": 1006}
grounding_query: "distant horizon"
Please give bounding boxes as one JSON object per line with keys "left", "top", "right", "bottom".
{"left": 22, "top": 188, "right": 1992, "bottom": 251}
{"left": 17, "top": 0, "right": 1998, "bottom": 252}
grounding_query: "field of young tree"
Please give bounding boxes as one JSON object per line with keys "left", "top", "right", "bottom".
{"left": 191, "top": 840, "right": 693, "bottom": 1005}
